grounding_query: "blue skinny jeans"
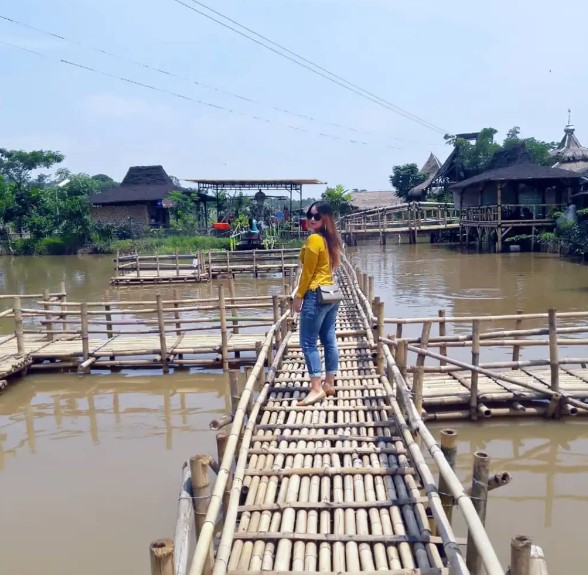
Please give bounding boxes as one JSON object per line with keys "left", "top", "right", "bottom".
{"left": 299, "top": 289, "right": 339, "bottom": 378}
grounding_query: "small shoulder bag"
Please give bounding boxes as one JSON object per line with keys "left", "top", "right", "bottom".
{"left": 317, "top": 236, "right": 343, "bottom": 305}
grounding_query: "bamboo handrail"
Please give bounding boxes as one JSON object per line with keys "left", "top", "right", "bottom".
{"left": 384, "top": 310, "right": 588, "bottom": 324}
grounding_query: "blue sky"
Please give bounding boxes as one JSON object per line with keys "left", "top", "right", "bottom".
{"left": 1, "top": 0, "right": 587, "bottom": 194}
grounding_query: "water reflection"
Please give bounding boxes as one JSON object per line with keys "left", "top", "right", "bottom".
{"left": 429, "top": 420, "right": 588, "bottom": 567}
{"left": 0, "top": 371, "right": 231, "bottom": 471}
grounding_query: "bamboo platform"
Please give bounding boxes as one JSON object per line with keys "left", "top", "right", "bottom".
{"left": 112, "top": 249, "right": 299, "bottom": 285}
{"left": 167, "top": 258, "right": 510, "bottom": 575}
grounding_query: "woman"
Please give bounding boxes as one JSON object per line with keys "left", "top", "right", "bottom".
{"left": 293, "top": 201, "right": 343, "bottom": 406}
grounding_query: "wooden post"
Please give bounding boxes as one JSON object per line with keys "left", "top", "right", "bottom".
{"left": 156, "top": 253, "right": 160, "bottom": 277}
{"left": 174, "top": 250, "right": 180, "bottom": 277}
{"left": 136, "top": 253, "right": 141, "bottom": 278}
{"left": 371, "top": 296, "right": 380, "bottom": 341}
{"left": 103, "top": 290, "right": 113, "bottom": 340}
{"left": 470, "top": 319, "right": 480, "bottom": 421}
{"left": 395, "top": 340, "right": 407, "bottom": 380}
{"left": 219, "top": 285, "right": 228, "bottom": 371}
{"left": 171, "top": 289, "right": 181, "bottom": 336}
{"left": 149, "top": 539, "right": 175, "bottom": 575}
{"left": 207, "top": 250, "right": 212, "bottom": 280}
{"left": 272, "top": 295, "right": 280, "bottom": 344}
{"left": 512, "top": 309, "right": 523, "bottom": 366}
{"left": 413, "top": 321, "right": 431, "bottom": 416}
{"left": 228, "top": 370, "right": 240, "bottom": 415}
{"left": 466, "top": 451, "right": 490, "bottom": 574}
{"left": 548, "top": 308, "right": 559, "bottom": 393}
{"left": 376, "top": 301, "right": 385, "bottom": 374}
{"left": 43, "top": 289, "right": 54, "bottom": 342}
{"left": 438, "top": 309, "right": 447, "bottom": 366}
{"left": 368, "top": 275, "right": 375, "bottom": 304}
{"left": 59, "top": 279, "right": 67, "bottom": 333}
{"left": 228, "top": 277, "right": 239, "bottom": 335}
{"left": 81, "top": 302, "right": 89, "bottom": 372}
{"left": 216, "top": 430, "right": 231, "bottom": 513}
{"left": 280, "top": 249, "right": 285, "bottom": 276}
{"left": 115, "top": 250, "right": 120, "bottom": 277}
{"left": 279, "top": 299, "right": 288, "bottom": 341}
{"left": 255, "top": 341, "right": 264, "bottom": 389}
{"left": 226, "top": 250, "right": 230, "bottom": 273}
{"left": 190, "top": 454, "right": 212, "bottom": 537}
{"left": 510, "top": 535, "right": 532, "bottom": 575}
{"left": 156, "top": 294, "right": 169, "bottom": 374}
{"left": 436, "top": 429, "right": 457, "bottom": 531}
{"left": 13, "top": 296, "right": 25, "bottom": 355}
{"left": 253, "top": 250, "right": 258, "bottom": 278}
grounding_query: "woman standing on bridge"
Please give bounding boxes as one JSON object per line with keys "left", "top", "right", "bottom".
{"left": 293, "top": 201, "right": 343, "bottom": 406}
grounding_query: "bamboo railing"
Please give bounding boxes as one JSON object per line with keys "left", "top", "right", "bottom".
{"left": 113, "top": 248, "right": 299, "bottom": 283}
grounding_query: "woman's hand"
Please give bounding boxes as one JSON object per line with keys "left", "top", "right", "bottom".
{"left": 293, "top": 297, "right": 303, "bottom": 313}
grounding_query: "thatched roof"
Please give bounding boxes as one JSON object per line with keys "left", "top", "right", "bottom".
{"left": 89, "top": 165, "right": 213, "bottom": 205}
{"left": 449, "top": 163, "right": 584, "bottom": 190}
{"left": 349, "top": 191, "right": 401, "bottom": 211}
{"left": 407, "top": 153, "right": 442, "bottom": 199}
{"left": 551, "top": 124, "right": 588, "bottom": 174}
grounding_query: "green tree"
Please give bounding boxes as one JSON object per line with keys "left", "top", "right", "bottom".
{"left": 91, "top": 173, "right": 118, "bottom": 191}
{"left": 0, "top": 149, "right": 64, "bottom": 232}
{"left": 167, "top": 190, "right": 199, "bottom": 233}
{"left": 503, "top": 126, "right": 557, "bottom": 166}
{"left": 321, "top": 184, "right": 352, "bottom": 215}
{"left": 389, "top": 164, "right": 426, "bottom": 201}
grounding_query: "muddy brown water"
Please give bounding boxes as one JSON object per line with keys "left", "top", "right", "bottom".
{"left": 1, "top": 246, "right": 587, "bottom": 573}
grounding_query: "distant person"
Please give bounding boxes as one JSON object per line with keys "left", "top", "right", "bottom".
{"left": 293, "top": 201, "right": 342, "bottom": 406}
{"left": 251, "top": 218, "right": 259, "bottom": 233}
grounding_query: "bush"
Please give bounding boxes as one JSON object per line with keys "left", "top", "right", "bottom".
{"left": 35, "top": 237, "right": 67, "bottom": 255}
{"left": 11, "top": 238, "right": 36, "bottom": 255}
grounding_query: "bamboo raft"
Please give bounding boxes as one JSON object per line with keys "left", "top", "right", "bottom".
{"left": 159, "top": 257, "right": 520, "bottom": 575}
{"left": 112, "top": 249, "right": 299, "bottom": 285}
{"left": 0, "top": 285, "right": 292, "bottom": 383}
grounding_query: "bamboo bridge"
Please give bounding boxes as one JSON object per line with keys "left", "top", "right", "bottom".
{"left": 339, "top": 202, "right": 461, "bottom": 245}
{"left": 149, "top": 258, "right": 560, "bottom": 575}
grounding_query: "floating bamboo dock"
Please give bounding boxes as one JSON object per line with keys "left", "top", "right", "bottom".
{"left": 159, "top": 257, "right": 534, "bottom": 575}
{"left": 0, "top": 282, "right": 293, "bottom": 383}
{"left": 112, "top": 249, "right": 299, "bottom": 285}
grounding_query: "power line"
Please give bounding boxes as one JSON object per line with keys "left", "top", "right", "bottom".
{"left": 0, "top": 13, "right": 425, "bottom": 146}
{"left": 170, "top": 0, "right": 448, "bottom": 135}
{"left": 0, "top": 38, "right": 405, "bottom": 149}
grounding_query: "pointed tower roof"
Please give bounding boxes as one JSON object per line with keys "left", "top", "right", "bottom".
{"left": 420, "top": 152, "right": 442, "bottom": 176}
{"left": 551, "top": 113, "right": 588, "bottom": 173}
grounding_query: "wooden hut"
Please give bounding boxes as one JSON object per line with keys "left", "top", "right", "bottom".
{"left": 451, "top": 161, "right": 584, "bottom": 251}
{"left": 407, "top": 152, "right": 442, "bottom": 200}
{"left": 89, "top": 165, "right": 214, "bottom": 232}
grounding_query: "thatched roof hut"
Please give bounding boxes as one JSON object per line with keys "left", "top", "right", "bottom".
{"left": 349, "top": 190, "right": 401, "bottom": 211}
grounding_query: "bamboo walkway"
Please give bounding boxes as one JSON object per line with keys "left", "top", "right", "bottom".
{"left": 168, "top": 258, "right": 508, "bottom": 575}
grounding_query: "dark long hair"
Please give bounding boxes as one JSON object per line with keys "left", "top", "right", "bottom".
{"left": 306, "top": 201, "right": 342, "bottom": 268}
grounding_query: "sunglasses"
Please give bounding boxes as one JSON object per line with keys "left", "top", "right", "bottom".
{"left": 307, "top": 213, "right": 322, "bottom": 221}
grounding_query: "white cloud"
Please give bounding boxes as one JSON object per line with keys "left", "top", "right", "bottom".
{"left": 80, "top": 93, "right": 174, "bottom": 121}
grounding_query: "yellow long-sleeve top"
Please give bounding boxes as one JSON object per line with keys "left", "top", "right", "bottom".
{"left": 296, "top": 233, "right": 333, "bottom": 299}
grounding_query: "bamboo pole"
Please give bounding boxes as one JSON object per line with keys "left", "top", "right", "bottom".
{"left": 175, "top": 249, "right": 180, "bottom": 276}
{"left": 466, "top": 451, "right": 490, "bottom": 575}
{"left": 13, "top": 296, "right": 24, "bottom": 355}
{"left": 136, "top": 253, "right": 141, "bottom": 278}
{"left": 376, "top": 301, "right": 385, "bottom": 374}
{"left": 43, "top": 289, "right": 54, "bottom": 342}
{"left": 470, "top": 319, "right": 480, "bottom": 421}
{"left": 396, "top": 340, "right": 408, "bottom": 380}
{"left": 413, "top": 322, "right": 431, "bottom": 415}
{"left": 218, "top": 285, "right": 229, "bottom": 371}
{"left": 512, "top": 310, "right": 523, "bottom": 366}
{"left": 173, "top": 289, "right": 181, "bottom": 336}
{"left": 81, "top": 302, "right": 89, "bottom": 372}
{"left": 272, "top": 295, "right": 280, "bottom": 345}
{"left": 548, "top": 308, "right": 559, "bottom": 394}
{"left": 174, "top": 462, "right": 194, "bottom": 575}
{"left": 438, "top": 310, "right": 446, "bottom": 365}
{"left": 156, "top": 294, "right": 169, "bottom": 374}
{"left": 229, "top": 370, "right": 241, "bottom": 415}
{"left": 229, "top": 278, "right": 240, "bottom": 335}
{"left": 368, "top": 275, "right": 375, "bottom": 304}
{"left": 216, "top": 431, "right": 231, "bottom": 513}
{"left": 104, "top": 290, "right": 113, "bottom": 340}
{"left": 150, "top": 539, "right": 175, "bottom": 575}
{"left": 510, "top": 535, "right": 532, "bottom": 575}
{"left": 437, "top": 429, "right": 457, "bottom": 530}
